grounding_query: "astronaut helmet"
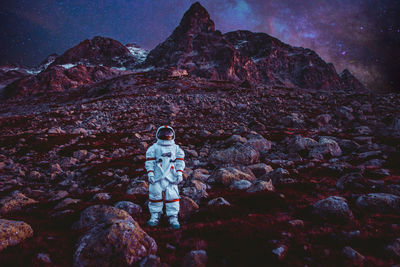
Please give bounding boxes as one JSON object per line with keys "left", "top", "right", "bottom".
{"left": 156, "top": 125, "right": 175, "bottom": 141}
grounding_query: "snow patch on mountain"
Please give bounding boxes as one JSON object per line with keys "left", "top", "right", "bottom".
{"left": 61, "top": 64, "right": 77, "bottom": 69}
{"left": 125, "top": 44, "right": 148, "bottom": 64}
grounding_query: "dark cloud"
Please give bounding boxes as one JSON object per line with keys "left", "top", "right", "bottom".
{"left": 0, "top": 0, "right": 399, "bottom": 91}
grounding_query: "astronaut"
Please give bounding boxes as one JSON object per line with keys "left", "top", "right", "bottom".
{"left": 145, "top": 125, "right": 185, "bottom": 229}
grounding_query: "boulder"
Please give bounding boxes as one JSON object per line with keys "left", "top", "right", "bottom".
{"left": 0, "top": 191, "right": 38, "bottom": 215}
{"left": 191, "top": 168, "right": 210, "bottom": 182}
{"left": 208, "top": 143, "right": 259, "bottom": 165}
{"left": 181, "top": 186, "right": 208, "bottom": 203}
{"left": 244, "top": 134, "right": 272, "bottom": 155}
{"left": 225, "top": 135, "right": 247, "bottom": 145}
{"left": 312, "top": 196, "right": 354, "bottom": 222}
{"left": 355, "top": 193, "right": 400, "bottom": 214}
{"left": 0, "top": 219, "right": 33, "bottom": 251}
{"left": 126, "top": 181, "right": 149, "bottom": 195}
{"left": 179, "top": 196, "right": 199, "bottom": 219}
{"left": 92, "top": 192, "right": 111, "bottom": 201}
{"left": 288, "top": 135, "right": 318, "bottom": 153}
{"left": 73, "top": 205, "right": 134, "bottom": 231}
{"left": 309, "top": 137, "right": 342, "bottom": 158}
{"left": 336, "top": 173, "right": 365, "bottom": 191}
{"left": 247, "top": 180, "right": 275, "bottom": 193}
{"left": 262, "top": 168, "right": 290, "bottom": 185}
{"left": 73, "top": 219, "right": 157, "bottom": 267}
{"left": 229, "top": 180, "right": 252, "bottom": 190}
{"left": 247, "top": 163, "right": 273, "bottom": 178}
{"left": 281, "top": 113, "right": 305, "bottom": 127}
{"left": 209, "top": 166, "right": 256, "bottom": 187}
{"left": 114, "top": 201, "right": 143, "bottom": 216}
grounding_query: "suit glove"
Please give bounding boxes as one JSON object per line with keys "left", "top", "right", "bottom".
{"left": 173, "top": 172, "right": 183, "bottom": 185}
{"left": 148, "top": 173, "right": 155, "bottom": 184}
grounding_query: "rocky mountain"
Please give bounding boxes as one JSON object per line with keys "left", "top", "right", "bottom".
{"left": 1, "top": 2, "right": 367, "bottom": 101}
{"left": 144, "top": 2, "right": 259, "bottom": 82}
{"left": 145, "top": 2, "right": 366, "bottom": 91}
{"left": 50, "top": 36, "right": 138, "bottom": 68}
{"left": 0, "top": 38, "right": 150, "bottom": 99}
{"left": 225, "top": 30, "right": 358, "bottom": 90}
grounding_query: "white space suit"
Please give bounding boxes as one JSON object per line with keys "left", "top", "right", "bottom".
{"left": 145, "top": 125, "right": 185, "bottom": 229}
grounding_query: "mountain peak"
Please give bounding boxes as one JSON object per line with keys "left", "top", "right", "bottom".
{"left": 175, "top": 2, "right": 215, "bottom": 36}
{"left": 50, "top": 36, "right": 134, "bottom": 67}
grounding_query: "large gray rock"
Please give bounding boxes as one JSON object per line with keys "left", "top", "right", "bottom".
{"left": 229, "top": 180, "right": 252, "bottom": 190}
{"left": 263, "top": 168, "right": 290, "bottom": 185}
{"left": 208, "top": 143, "right": 259, "bottom": 165}
{"left": 114, "top": 201, "right": 143, "bottom": 216}
{"left": 126, "top": 181, "right": 149, "bottom": 195}
{"left": 312, "top": 196, "right": 354, "bottom": 222}
{"left": 247, "top": 180, "right": 275, "bottom": 193}
{"left": 288, "top": 135, "right": 318, "bottom": 153}
{"left": 244, "top": 134, "right": 272, "bottom": 155}
{"left": 181, "top": 186, "right": 209, "bottom": 203}
{"left": 247, "top": 163, "right": 273, "bottom": 178}
{"left": 0, "top": 219, "right": 33, "bottom": 251}
{"left": 309, "top": 137, "right": 342, "bottom": 158}
{"left": 208, "top": 166, "right": 256, "bottom": 187}
{"left": 355, "top": 193, "right": 400, "bottom": 214}
{"left": 336, "top": 173, "right": 365, "bottom": 191}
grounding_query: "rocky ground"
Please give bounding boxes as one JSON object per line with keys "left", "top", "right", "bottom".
{"left": 0, "top": 74, "right": 399, "bottom": 266}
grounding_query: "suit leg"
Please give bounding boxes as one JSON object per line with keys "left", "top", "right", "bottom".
{"left": 148, "top": 182, "right": 163, "bottom": 214}
{"left": 165, "top": 184, "right": 180, "bottom": 217}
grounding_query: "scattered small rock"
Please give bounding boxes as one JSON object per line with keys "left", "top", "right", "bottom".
{"left": 207, "top": 197, "right": 231, "bottom": 206}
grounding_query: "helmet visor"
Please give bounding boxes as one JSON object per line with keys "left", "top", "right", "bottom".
{"left": 157, "top": 127, "right": 174, "bottom": 140}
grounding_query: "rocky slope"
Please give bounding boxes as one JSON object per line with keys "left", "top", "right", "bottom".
{"left": 0, "top": 72, "right": 399, "bottom": 266}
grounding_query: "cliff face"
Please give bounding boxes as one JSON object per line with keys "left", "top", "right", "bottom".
{"left": 144, "top": 2, "right": 259, "bottom": 82}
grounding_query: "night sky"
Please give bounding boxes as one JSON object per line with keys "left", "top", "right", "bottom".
{"left": 1, "top": 0, "right": 399, "bottom": 91}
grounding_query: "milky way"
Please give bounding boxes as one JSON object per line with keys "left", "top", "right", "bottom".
{"left": 1, "top": 0, "right": 399, "bottom": 91}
